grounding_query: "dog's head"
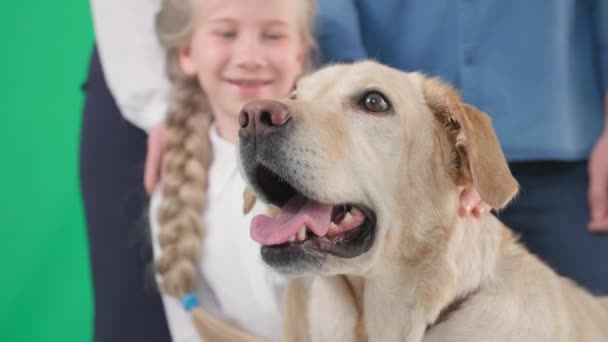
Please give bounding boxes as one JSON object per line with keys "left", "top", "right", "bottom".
{"left": 237, "top": 61, "right": 518, "bottom": 276}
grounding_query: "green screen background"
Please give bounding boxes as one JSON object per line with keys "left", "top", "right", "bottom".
{"left": 0, "top": 1, "right": 94, "bottom": 341}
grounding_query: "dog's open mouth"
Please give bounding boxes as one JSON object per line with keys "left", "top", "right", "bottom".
{"left": 249, "top": 164, "right": 376, "bottom": 259}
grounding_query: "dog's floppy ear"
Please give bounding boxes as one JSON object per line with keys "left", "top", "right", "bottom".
{"left": 423, "top": 77, "right": 519, "bottom": 209}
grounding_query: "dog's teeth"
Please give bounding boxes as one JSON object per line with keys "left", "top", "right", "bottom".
{"left": 350, "top": 207, "right": 363, "bottom": 217}
{"left": 297, "top": 226, "right": 307, "bottom": 241}
{"left": 289, "top": 235, "right": 296, "bottom": 242}
{"left": 342, "top": 212, "right": 353, "bottom": 223}
{"left": 329, "top": 222, "right": 339, "bottom": 232}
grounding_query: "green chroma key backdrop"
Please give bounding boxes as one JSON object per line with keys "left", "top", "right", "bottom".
{"left": 0, "top": 1, "right": 94, "bottom": 341}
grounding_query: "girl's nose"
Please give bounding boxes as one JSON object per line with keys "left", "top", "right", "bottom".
{"left": 234, "top": 34, "right": 265, "bottom": 70}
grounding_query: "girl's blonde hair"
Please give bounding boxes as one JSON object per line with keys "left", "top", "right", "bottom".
{"left": 154, "top": 0, "right": 317, "bottom": 340}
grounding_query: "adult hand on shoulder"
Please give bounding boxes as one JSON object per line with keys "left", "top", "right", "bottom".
{"left": 458, "top": 186, "right": 492, "bottom": 218}
{"left": 588, "top": 132, "right": 608, "bottom": 232}
{"left": 144, "top": 123, "right": 167, "bottom": 195}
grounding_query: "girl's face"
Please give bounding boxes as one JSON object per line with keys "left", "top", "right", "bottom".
{"left": 179, "top": 0, "right": 307, "bottom": 142}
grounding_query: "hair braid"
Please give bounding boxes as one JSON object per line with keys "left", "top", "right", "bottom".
{"left": 156, "top": 53, "right": 211, "bottom": 297}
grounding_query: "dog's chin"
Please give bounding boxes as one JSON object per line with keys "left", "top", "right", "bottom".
{"left": 248, "top": 163, "right": 377, "bottom": 274}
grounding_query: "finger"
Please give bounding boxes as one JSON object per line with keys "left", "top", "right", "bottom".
{"left": 459, "top": 187, "right": 481, "bottom": 217}
{"left": 459, "top": 187, "right": 481, "bottom": 216}
{"left": 587, "top": 176, "right": 608, "bottom": 232}
{"left": 588, "top": 161, "right": 608, "bottom": 222}
{"left": 144, "top": 135, "right": 162, "bottom": 194}
{"left": 472, "top": 202, "right": 492, "bottom": 218}
{"left": 588, "top": 186, "right": 607, "bottom": 224}
{"left": 588, "top": 218, "right": 608, "bottom": 232}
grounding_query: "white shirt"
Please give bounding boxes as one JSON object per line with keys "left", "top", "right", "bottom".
{"left": 90, "top": 0, "right": 169, "bottom": 131}
{"left": 150, "top": 126, "right": 286, "bottom": 342}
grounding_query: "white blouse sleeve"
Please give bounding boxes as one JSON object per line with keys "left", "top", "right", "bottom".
{"left": 89, "top": 0, "right": 170, "bottom": 131}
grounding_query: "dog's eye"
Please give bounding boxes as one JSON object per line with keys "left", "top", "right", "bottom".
{"left": 360, "top": 91, "right": 391, "bottom": 113}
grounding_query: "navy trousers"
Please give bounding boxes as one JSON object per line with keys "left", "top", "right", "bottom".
{"left": 498, "top": 161, "right": 608, "bottom": 295}
{"left": 79, "top": 46, "right": 171, "bottom": 341}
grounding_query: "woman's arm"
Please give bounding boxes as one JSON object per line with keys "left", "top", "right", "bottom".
{"left": 90, "top": 0, "right": 169, "bottom": 131}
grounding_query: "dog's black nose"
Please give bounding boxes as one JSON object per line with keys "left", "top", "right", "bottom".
{"left": 239, "top": 100, "right": 291, "bottom": 137}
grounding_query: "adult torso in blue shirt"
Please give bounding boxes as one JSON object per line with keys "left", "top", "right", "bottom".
{"left": 317, "top": 0, "right": 606, "bottom": 161}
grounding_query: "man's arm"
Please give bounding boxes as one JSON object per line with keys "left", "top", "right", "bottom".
{"left": 316, "top": 0, "right": 368, "bottom": 64}
{"left": 587, "top": 0, "right": 608, "bottom": 231}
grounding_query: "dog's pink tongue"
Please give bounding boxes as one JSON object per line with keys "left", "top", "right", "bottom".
{"left": 250, "top": 195, "right": 333, "bottom": 246}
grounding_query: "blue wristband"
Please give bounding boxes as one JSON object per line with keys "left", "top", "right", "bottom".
{"left": 181, "top": 293, "right": 199, "bottom": 311}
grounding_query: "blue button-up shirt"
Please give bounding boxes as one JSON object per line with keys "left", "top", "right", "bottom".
{"left": 317, "top": 0, "right": 607, "bottom": 161}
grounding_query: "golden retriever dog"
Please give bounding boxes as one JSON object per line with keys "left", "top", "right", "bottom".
{"left": 237, "top": 61, "right": 608, "bottom": 342}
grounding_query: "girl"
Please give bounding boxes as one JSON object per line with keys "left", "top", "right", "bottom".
{"left": 149, "top": 0, "right": 316, "bottom": 341}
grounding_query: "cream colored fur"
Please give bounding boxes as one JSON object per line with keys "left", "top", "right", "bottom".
{"left": 258, "top": 61, "right": 608, "bottom": 342}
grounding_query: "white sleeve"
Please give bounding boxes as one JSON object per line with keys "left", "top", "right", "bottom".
{"left": 90, "top": 0, "right": 170, "bottom": 132}
{"left": 149, "top": 190, "right": 203, "bottom": 342}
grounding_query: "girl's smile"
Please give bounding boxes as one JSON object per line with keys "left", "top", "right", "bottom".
{"left": 225, "top": 78, "right": 274, "bottom": 97}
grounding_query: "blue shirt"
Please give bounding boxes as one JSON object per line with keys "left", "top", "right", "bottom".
{"left": 317, "top": 0, "right": 607, "bottom": 161}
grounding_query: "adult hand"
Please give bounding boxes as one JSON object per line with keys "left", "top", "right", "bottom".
{"left": 458, "top": 186, "right": 492, "bottom": 218}
{"left": 144, "top": 123, "right": 167, "bottom": 195}
{"left": 588, "top": 132, "right": 608, "bottom": 232}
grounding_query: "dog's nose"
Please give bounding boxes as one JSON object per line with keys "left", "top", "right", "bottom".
{"left": 239, "top": 100, "right": 291, "bottom": 137}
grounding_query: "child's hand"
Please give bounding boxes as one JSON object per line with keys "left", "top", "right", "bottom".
{"left": 458, "top": 186, "right": 491, "bottom": 218}
{"left": 144, "top": 123, "right": 167, "bottom": 194}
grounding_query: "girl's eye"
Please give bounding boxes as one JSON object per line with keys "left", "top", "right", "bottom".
{"left": 214, "top": 31, "right": 237, "bottom": 39}
{"left": 263, "top": 32, "right": 285, "bottom": 40}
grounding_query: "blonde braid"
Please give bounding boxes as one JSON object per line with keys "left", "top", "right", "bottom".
{"left": 156, "top": 61, "right": 209, "bottom": 296}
